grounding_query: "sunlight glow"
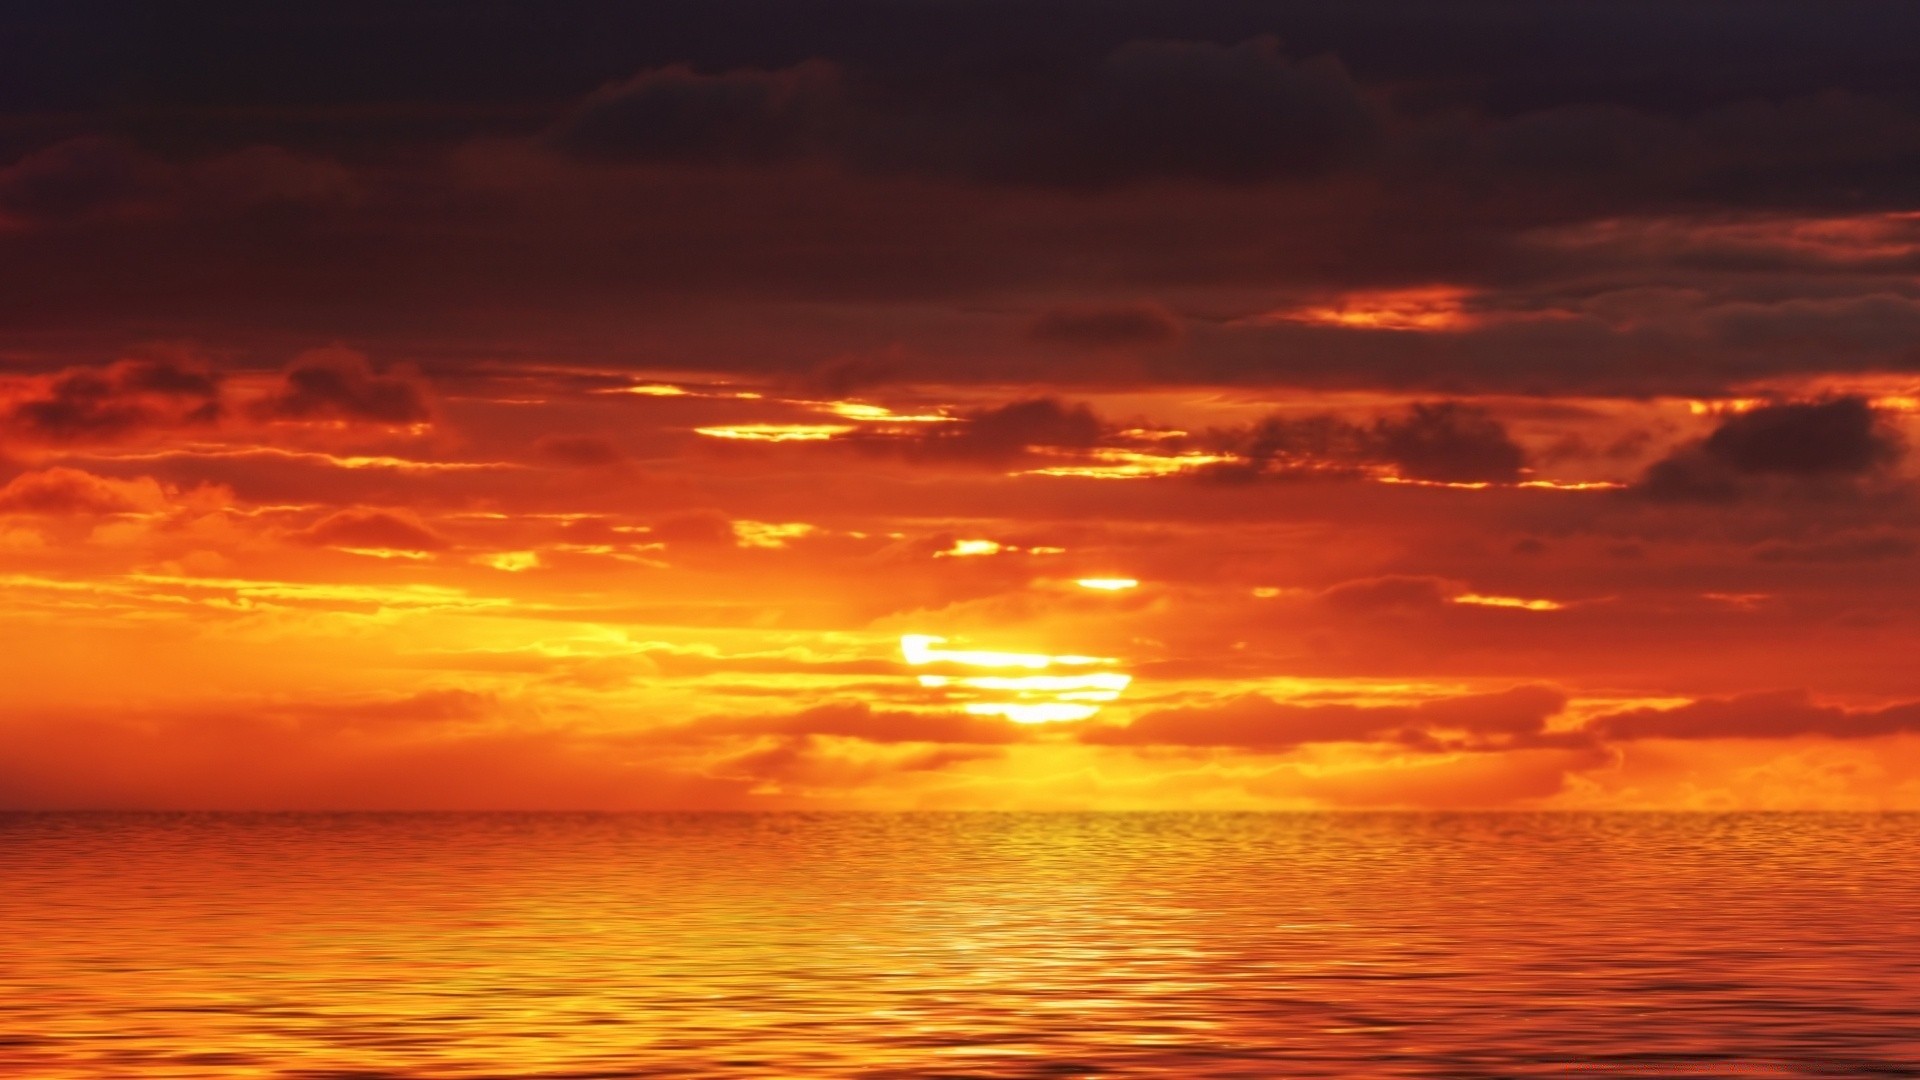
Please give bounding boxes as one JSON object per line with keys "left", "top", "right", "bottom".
{"left": 1075, "top": 578, "right": 1139, "bottom": 591}
{"left": 1454, "top": 593, "right": 1565, "bottom": 611}
{"left": 936, "top": 539, "right": 1005, "bottom": 557}
{"left": 733, "top": 521, "right": 819, "bottom": 548}
{"left": 817, "top": 401, "right": 955, "bottom": 423}
{"left": 1264, "top": 286, "right": 1476, "bottom": 332}
{"left": 900, "top": 634, "right": 1131, "bottom": 723}
{"left": 479, "top": 551, "right": 542, "bottom": 572}
{"left": 694, "top": 424, "right": 854, "bottom": 442}
{"left": 1018, "top": 449, "right": 1238, "bottom": 479}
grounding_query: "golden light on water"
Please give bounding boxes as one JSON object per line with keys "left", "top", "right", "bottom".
{"left": 1075, "top": 577, "right": 1139, "bottom": 591}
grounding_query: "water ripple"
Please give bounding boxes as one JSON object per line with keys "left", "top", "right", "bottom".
{"left": 1, "top": 813, "right": 1917, "bottom": 1078}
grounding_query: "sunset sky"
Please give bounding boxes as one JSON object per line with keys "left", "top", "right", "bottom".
{"left": 5, "top": 0, "right": 1920, "bottom": 810}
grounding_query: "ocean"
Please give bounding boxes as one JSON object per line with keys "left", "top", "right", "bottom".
{"left": 3, "top": 813, "right": 1916, "bottom": 1078}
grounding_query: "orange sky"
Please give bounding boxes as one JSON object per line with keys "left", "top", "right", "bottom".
{"left": 7, "top": 4, "right": 1920, "bottom": 809}
{"left": 3, "top": 347, "right": 1919, "bottom": 810}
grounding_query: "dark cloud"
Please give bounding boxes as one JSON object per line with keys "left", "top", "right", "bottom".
{"left": 1082, "top": 684, "right": 1571, "bottom": 751}
{"left": 1317, "top": 575, "right": 1455, "bottom": 611}
{"left": 1001, "top": 38, "right": 1376, "bottom": 187}
{"left": 549, "top": 38, "right": 1374, "bottom": 188}
{"left": 1374, "top": 402, "right": 1527, "bottom": 483}
{"left": 675, "top": 701, "right": 1027, "bottom": 745}
{"left": 1703, "top": 398, "right": 1903, "bottom": 476}
{"left": 290, "top": 508, "right": 448, "bottom": 552}
{"left": 1751, "top": 534, "right": 1917, "bottom": 562}
{"left": 534, "top": 433, "right": 629, "bottom": 468}
{"left": 1637, "top": 397, "right": 1906, "bottom": 502}
{"left": 1027, "top": 301, "right": 1182, "bottom": 349}
{"left": 1206, "top": 402, "right": 1527, "bottom": 483}
{"left": 250, "top": 348, "right": 433, "bottom": 426}
{"left": 551, "top": 61, "right": 841, "bottom": 166}
{"left": 0, "top": 136, "right": 159, "bottom": 225}
{"left": 865, "top": 397, "right": 1106, "bottom": 466}
{"left": 1586, "top": 690, "right": 1920, "bottom": 741}
{"left": 4, "top": 4, "right": 1920, "bottom": 396}
{"left": 648, "top": 509, "right": 738, "bottom": 546}
{"left": 2, "top": 355, "right": 222, "bottom": 445}
{"left": 0, "top": 467, "right": 160, "bottom": 515}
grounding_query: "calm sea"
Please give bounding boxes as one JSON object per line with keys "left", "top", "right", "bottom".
{"left": 2, "top": 813, "right": 1917, "bottom": 1078}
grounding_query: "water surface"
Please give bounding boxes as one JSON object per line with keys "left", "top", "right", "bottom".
{"left": 3, "top": 813, "right": 1917, "bottom": 1078}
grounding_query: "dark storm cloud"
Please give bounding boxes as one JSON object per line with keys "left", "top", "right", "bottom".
{"left": 552, "top": 62, "right": 842, "bottom": 166}
{"left": 0, "top": 136, "right": 159, "bottom": 224}
{"left": 250, "top": 349, "right": 434, "bottom": 427}
{"left": 1027, "top": 301, "right": 1182, "bottom": 349}
{"left": 17, "top": 2, "right": 1920, "bottom": 140}
{"left": 1636, "top": 398, "right": 1906, "bottom": 502}
{"left": 856, "top": 398, "right": 1107, "bottom": 466}
{"left": 550, "top": 38, "right": 1376, "bottom": 187}
{"left": 0, "top": 466, "right": 158, "bottom": 515}
{"left": 1206, "top": 402, "right": 1527, "bottom": 483}
{"left": 5, "top": 1, "right": 1920, "bottom": 394}
{"left": 2, "top": 355, "right": 223, "bottom": 444}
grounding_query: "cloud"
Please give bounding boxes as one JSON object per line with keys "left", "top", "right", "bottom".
{"left": 1586, "top": 690, "right": 1920, "bottom": 741}
{"left": 1027, "top": 301, "right": 1182, "bottom": 349}
{"left": 648, "top": 509, "right": 738, "bottom": 546}
{"left": 0, "top": 706, "right": 761, "bottom": 811}
{"left": 0, "top": 137, "right": 161, "bottom": 226}
{"left": 1083, "top": 684, "right": 1571, "bottom": 751}
{"left": 1, "top": 355, "right": 223, "bottom": 445}
{"left": 673, "top": 701, "right": 1028, "bottom": 745}
{"left": 550, "top": 38, "right": 1375, "bottom": 188}
{"left": 1637, "top": 397, "right": 1905, "bottom": 501}
{"left": 1258, "top": 746, "right": 1609, "bottom": 809}
{"left": 1206, "top": 401, "right": 1527, "bottom": 483}
{"left": 250, "top": 347, "right": 433, "bottom": 426}
{"left": 551, "top": 60, "right": 843, "bottom": 165}
{"left": 1004, "top": 38, "right": 1377, "bottom": 187}
{"left": 1317, "top": 575, "right": 1456, "bottom": 611}
{"left": 290, "top": 508, "right": 449, "bottom": 553}
{"left": 1372, "top": 402, "right": 1528, "bottom": 483}
{"left": 1750, "top": 533, "right": 1917, "bottom": 562}
{"left": 0, "top": 468, "right": 173, "bottom": 515}
{"left": 534, "top": 433, "right": 629, "bottom": 468}
{"left": 863, "top": 397, "right": 1106, "bottom": 466}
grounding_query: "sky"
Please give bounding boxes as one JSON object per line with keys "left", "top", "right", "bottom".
{"left": 4, "top": 0, "right": 1920, "bottom": 810}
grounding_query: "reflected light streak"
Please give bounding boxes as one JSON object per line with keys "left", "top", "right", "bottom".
{"left": 1019, "top": 449, "right": 1238, "bottom": 479}
{"left": 478, "top": 551, "right": 542, "bottom": 572}
{"left": 1076, "top": 578, "right": 1139, "bottom": 591}
{"left": 1454, "top": 593, "right": 1565, "bottom": 611}
{"left": 1261, "top": 286, "right": 1476, "bottom": 332}
{"left": 694, "top": 424, "right": 854, "bottom": 442}
{"left": 901, "top": 635, "right": 1111, "bottom": 670}
{"left": 900, "top": 634, "right": 1131, "bottom": 724}
{"left": 816, "top": 401, "right": 955, "bottom": 423}
{"left": 733, "top": 521, "right": 819, "bottom": 548}
{"left": 937, "top": 539, "right": 1005, "bottom": 558}
{"left": 963, "top": 702, "right": 1101, "bottom": 723}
